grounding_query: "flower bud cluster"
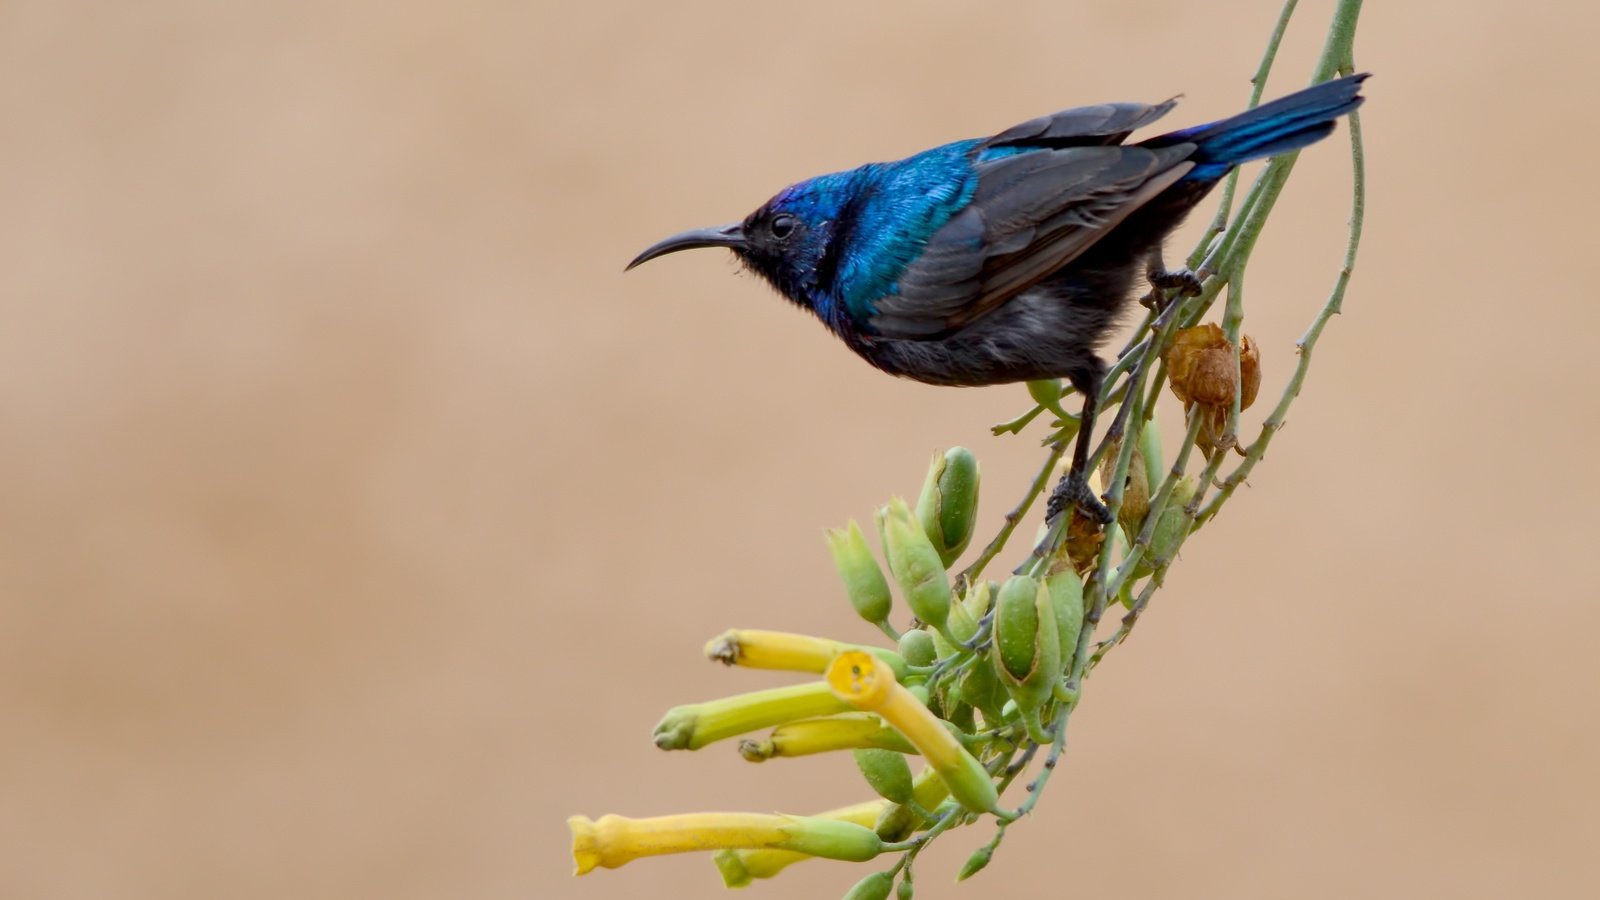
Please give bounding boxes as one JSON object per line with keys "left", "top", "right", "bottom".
{"left": 569, "top": 427, "right": 1217, "bottom": 893}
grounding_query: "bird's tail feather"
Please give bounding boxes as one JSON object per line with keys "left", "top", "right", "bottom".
{"left": 1152, "top": 73, "right": 1368, "bottom": 180}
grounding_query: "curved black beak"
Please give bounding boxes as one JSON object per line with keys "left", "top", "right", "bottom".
{"left": 626, "top": 222, "right": 746, "bottom": 271}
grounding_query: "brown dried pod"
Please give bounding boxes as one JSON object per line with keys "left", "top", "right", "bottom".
{"left": 1165, "top": 323, "right": 1234, "bottom": 406}
{"left": 1098, "top": 435, "right": 1150, "bottom": 533}
{"left": 1238, "top": 334, "right": 1261, "bottom": 411}
{"left": 1061, "top": 510, "right": 1106, "bottom": 574}
{"left": 1166, "top": 325, "right": 1263, "bottom": 413}
{"left": 1192, "top": 403, "right": 1231, "bottom": 455}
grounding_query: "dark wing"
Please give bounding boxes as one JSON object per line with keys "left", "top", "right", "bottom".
{"left": 984, "top": 98, "right": 1179, "bottom": 149}
{"left": 869, "top": 143, "right": 1196, "bottom": 339}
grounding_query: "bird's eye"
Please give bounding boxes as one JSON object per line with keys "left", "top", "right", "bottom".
{"left": 770, "top": 214, "right": 797, "bottom": 239}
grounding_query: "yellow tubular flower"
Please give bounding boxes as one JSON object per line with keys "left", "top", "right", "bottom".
{"left": 703, "top": 629, "right": 906, "bottom": 680}
{"left": 570, "top": 812, "right": 884, "bottom": 876}
{"left": 716, "top": 767, "right": 955, "bottom": 886}
{"left": 739, "top": 713, "right": 916, "bottom": 761}
{"left": 825, "top": 650, "right": 999, "bottom": 814}
{"left": 711, "top": 800, "right": 887, "bottom": 887}
{"left": 653, "top": 682, "right": 852, "bottom": 751}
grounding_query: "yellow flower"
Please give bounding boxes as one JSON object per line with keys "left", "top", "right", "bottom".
{"left": 738, "top": 712, "right": 915, "bottom": 761}
{"left": 711, "top": 800, "right": 885, "bottom": 886}
{"left": 713, "top": 769, "right": 951, "bottom": 886}
{"left": 825, "top": 650, "right": 999, "bottom": 814}
{"left": 703, "top": 629, "right": 905, "bottom": 679}
{"left": 569, "top": 811, "right": 885, "bottom": 876}
{"left": 653, "top": 681, "right": 852, "bottom": 751}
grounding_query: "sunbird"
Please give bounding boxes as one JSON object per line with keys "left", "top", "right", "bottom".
{"left": 628, "top": 74, "right": 1367, "bottom": 523}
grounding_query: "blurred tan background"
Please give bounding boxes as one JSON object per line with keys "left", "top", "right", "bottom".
{"left": 1, "top": 1, "right": 1594, "bottom": 897}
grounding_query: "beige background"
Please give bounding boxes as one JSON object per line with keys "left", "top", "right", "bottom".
{"left": 2, "top": 1, "right": 1594, "bottom": 897}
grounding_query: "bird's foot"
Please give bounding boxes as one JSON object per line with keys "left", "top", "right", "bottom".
{"left": 1151, "top": 266, "right": 1204, "bottom": 296}
{"left": 1046, "top": 470, "right": 1112, "bottom": 525}
{"left": 1139, "top": 267, "right": 1204, "bottom": 309}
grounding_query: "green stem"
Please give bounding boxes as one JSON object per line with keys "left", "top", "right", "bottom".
{"left": 894, "top": 0, "right": 1365, "bottom": 866}
{"left": 1190, "top": 0, "right": 1301, "bottom": 270}
{"left": 957, "top": 438, "right": 1067, "bottom": 587}
{"left": 1198, "top": 99, "right": 1364, "bottom": 525}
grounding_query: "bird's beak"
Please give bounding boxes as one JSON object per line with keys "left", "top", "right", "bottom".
{"left": 625, "top": 222, "right": 746, "bottom": 270}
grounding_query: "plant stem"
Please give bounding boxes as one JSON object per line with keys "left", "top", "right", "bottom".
{"left": 1191, "top": 0, "right": 1301, "bottom": 269}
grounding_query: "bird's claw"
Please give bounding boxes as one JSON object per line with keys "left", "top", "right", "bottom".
{"left": 1046, "top": 471, "right": 1113, "bottom": 525}
{"left": 1152, "top": 266, "right": 1204, "bottom": 296}
{"left": 1140, "top": 267, "right": 1204, "bottom": 309}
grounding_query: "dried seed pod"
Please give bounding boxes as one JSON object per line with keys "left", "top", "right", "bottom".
{"left": 1238, "top": 334, "right": 1261, "bottom": 410}
{"left": 1099, "top": 434, "right": 1150, "bottom": 532}
{"left": 1165, "top": 324, "right": 1262, "bottom": 411}
{"left": 1165, "top": 323, "right": 1234, "bottom": 406}
{"left": 1061, "top": 507, "right": 1106, "bottom": 574}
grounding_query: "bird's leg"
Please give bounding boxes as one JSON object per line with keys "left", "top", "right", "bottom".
{"left": 1139, "top": 247, "right": 1203, "bottom": 309}
{"left": 1045, "top": 366, "right": 1112, "bottom": 525}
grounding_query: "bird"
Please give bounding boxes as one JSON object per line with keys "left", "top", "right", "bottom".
{"left": 627, "top": 74, "right": 1368, "bottom": 524}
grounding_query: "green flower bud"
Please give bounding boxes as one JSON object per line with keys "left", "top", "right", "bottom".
{"left": 898, "top": 877, "right": 915, "bottom": 900}
{"left": 990, "top": 575, "right": 1061, "bottom": 742}
{"left": 826, "top": 520, "right": 894, "bottom": 627}
{"left": 853, "top": 748, "right": 917, "bottom": 806}
{"left": 775, "top": 816, "right": 887, "bottom": 863}
{"left": 943, "top": 696, "right": 976, "bottom": 734}
{"left": 652, "top": 682, "right": 851, "bottom": 751}
{"left": 915, "top": 447, "right": 981, "bottom": 567}
{"left": 904, "top": 682, "right": 931, "bottom": 707}
{"left": 897, "top": 629, "right": 937, "bottom": 668}
{"left": 992, "top": 576, "right": 1040, "bottom": 680}
{"left": 944, "top": 597, "right": 980, "bottom": 645}
{"left": 1134, "top": 475, "right": 1198, "bottom": 578}
{"left": 957, "top": 846, "right": 993, "bottom": 881}
{"left": 843, "top": 871, "right": 895, "bottom": 900}
{"left": 957, "top": 652, "right": 1007, "bottom": 724}
{"left": 711, "top": 798, "right": 892, "bottom": 885}
{"left": 872, "top": 767, "right": 952, "bottom": 841}
{"left": 879, "top": 498, "right": 951, "bottom": 635}
{"left": 1046, "top": 569, "right": 1085, "bottom": 673}
{"left": 1026, "top": 378, "right": 1063, "bottom": 408}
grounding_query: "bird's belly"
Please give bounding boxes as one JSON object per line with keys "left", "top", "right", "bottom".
{"left": 856, "top": 287, "right": 1125, "bottom": 387}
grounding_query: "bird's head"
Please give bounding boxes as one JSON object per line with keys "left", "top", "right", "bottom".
{"left": 626, "top": 173, "right": 857, "bottom": 324}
